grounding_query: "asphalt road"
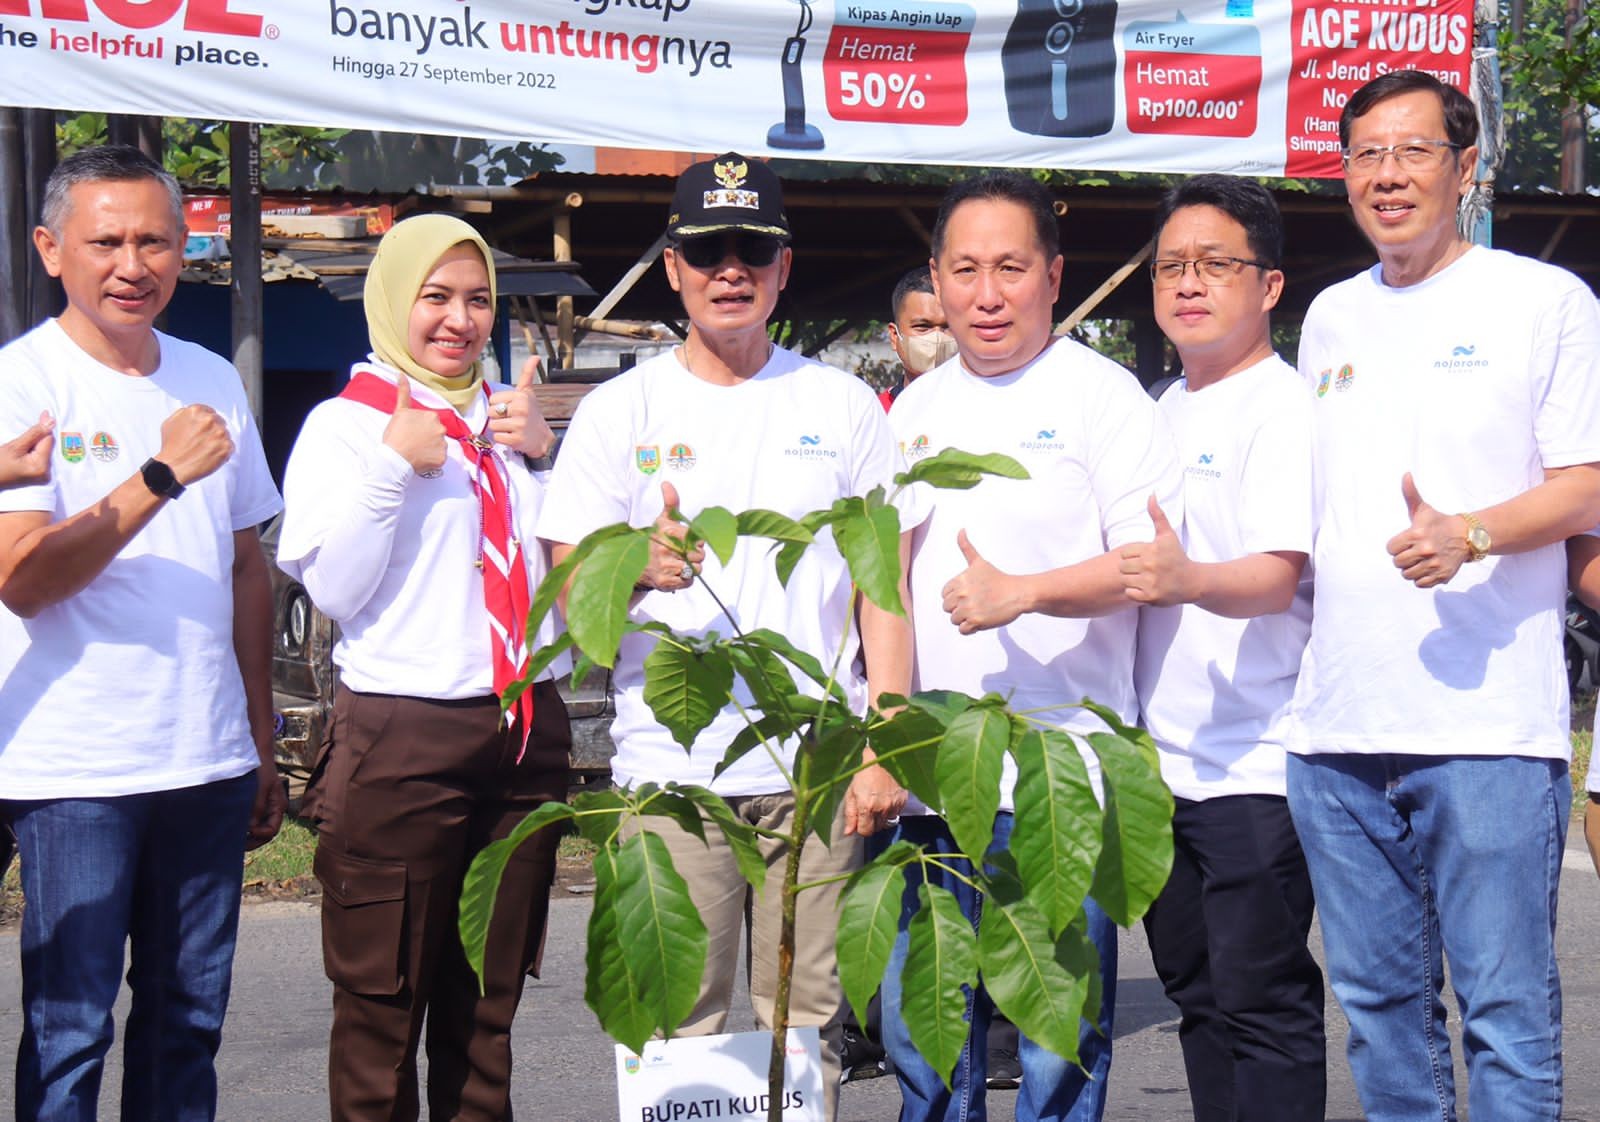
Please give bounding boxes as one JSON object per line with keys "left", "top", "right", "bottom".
{"left": 1, "top": 837, "right": 1597, "bottom": 1121}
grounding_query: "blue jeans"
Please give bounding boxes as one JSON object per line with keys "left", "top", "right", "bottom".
{"left": 879, "top": 813, "right": 1115, "bottom": 1122}
{"left": 1286, "top": 753, "right": 1566, "bottom": 1122}
{"left": 7, "top": 771, "right": 257, "bottom": 1122}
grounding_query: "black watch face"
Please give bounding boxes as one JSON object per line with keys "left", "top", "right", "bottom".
{"left": 143, "top": 459, "right": 180, "bottom": 497}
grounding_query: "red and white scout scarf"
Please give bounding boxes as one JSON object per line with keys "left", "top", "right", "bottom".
{"left": 340, "top": 369, "right": 535, "bottom": 751}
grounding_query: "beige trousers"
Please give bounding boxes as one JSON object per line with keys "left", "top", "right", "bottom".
{"left": 642, "top": 791, "right": 862, "bottom": 1122}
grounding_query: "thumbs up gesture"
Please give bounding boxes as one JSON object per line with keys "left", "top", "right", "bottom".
{"left": 640, "top": 481, "right": 706, "bottom": 593}
{"left": 1387, "top": 472, "right": 1471, "bottom": 588}
{"left": 488, "top": 356, "right": 556, "bottom": 458}
{"left": 941, "top": 529, "right": 1025, "bottom": 634}
{"left": 1119, "top": 495, "right": 1194, "bottom": 605}
{"left": 382, "top": 375, "right": 448, "bottom": 475}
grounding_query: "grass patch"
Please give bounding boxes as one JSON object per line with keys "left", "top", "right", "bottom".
{"left": 243, "top": 814, "right": 318, "bottom": 884}
{"left": 558, "top": 833, "right": 597, "bottom": 861}
{"left": 1574, "top": 690, "right": 1594, "bottom": 815}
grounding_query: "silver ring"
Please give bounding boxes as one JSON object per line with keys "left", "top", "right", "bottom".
{"left": 494, "top": 402, "right": 509, "bottom": 416}
{"left": 679, "top": 563, "right": 695, "bottom": 581}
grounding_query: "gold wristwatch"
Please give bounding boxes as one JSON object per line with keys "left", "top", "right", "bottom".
{"left": 1459, "top": 512, "right": 1490, "bottom": 562}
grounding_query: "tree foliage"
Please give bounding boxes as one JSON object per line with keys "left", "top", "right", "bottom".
{"left": 54, "top": 113, "right": 563, "bottom": 192}
{"left": 459, "top": 448, "right": 1175, "bottom": 1120}
{"left": 1500, "top": 0, "right": 1599, "bottom": 191}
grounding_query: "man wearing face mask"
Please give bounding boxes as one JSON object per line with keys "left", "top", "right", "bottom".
{"left": 878, "top": 267, "right": 957, "bottom": 411}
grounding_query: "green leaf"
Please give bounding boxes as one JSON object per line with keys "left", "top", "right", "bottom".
{"left": 1086, "top": 731, "right": 1175, "bottom": 927}
{"left": 637, "top": 788, "right": 710, "bottom": 843}
{"left": 727, "top": 644, "right": 809, "bottom": 720}
{"left": 566, "top": 531, "right": 651, "bottom": 668}
{"left": 584, "top": 831, "right": 707, "bottom": 1053}
{"left": 741, "top": 629, "right": 847, "bottom": 700}
{"left": 907, "top": 689, "right": 976, "bottom": 722}
{"left": 868, "top": 706, "right": 945, "bottom": 812}
{"left": 713, "top": 712, "right": 795, "bottom": 781}
{"left": 836, "top": 845, "right": 915, "bottom": 1029}
{"left": 801, "top": 720, "right": 867, "bottom": 846}
{"left": 833, "top": 498, "right": 904, "bottom": 615}
{"left": 459, "top": 801, "right": 576, "bottom": 987}
{"left": 687, "top": 506, "right": 738, "bottom": 566}
{"left": 978, "top": 870, "right": 1090, "bottom": 1067}
{"left": 894, "top": 448, "right": 1031, "bottom": 491}
{"left": 641, "top": 639, "right": 734, "bottom": 751}
{"left": 902, "top": 882, "right": 980, "bottom": 1087}
{"left": 501, "top": 632, "right": 575, "bottom": 717}
{"left": 529, "top": 522, "right": 634, "bottom": 646}
{"left": 667, "top": 783, "right": 767, "bottom": 893}
{"left": 774, "top": 541, "right": 806, "bottom": 587}
{"left": 736, "top": 509, "right": 814, "bottom": 546}
{"left": 1009, "top": 727, "right": 1103, "bottom": 936}
{"left": 572, "top": 787, "right": 629, "bottom": 848}
{"left": 935, "top": 707, "right": 1009, "bottom": 865}
{"left": 570, "top": 650, "right": 599, "bottom": 692}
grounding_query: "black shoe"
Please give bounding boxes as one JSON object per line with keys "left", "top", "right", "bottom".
{"left": 986, "top": 1045, "right": 1021, "bottom": 1090}
{"left": 838, "top": 1022, "right": 888, "bottom": 1085}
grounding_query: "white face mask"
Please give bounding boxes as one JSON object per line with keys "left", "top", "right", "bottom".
{"left": 902, "top": 330, "right": 958, "bottom": 375}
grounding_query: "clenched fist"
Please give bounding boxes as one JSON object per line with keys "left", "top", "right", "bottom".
{"left": 158, "top": 404, "right": 233, "bottom": 485}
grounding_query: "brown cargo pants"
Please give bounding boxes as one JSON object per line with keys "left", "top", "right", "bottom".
{"left": 306, "top": 681, "right": 570, "bottom": 1122}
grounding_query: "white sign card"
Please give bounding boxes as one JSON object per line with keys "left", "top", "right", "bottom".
{"left": 615, "top": 1027, "right": 824, "bottom": 1122}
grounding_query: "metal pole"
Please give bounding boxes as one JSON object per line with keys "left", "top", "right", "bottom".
{"left": 0, "top": 109, "right": 30, "bottom": 346}
{"left": 230, "top": 122, "right": 264, "bottom": 426}
{"left": 22, "top": 108, "right": 57, "bottom": 328}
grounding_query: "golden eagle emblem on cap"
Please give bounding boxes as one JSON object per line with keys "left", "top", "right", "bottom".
{"left": 713, "top": 159, "right": 749, "bottom": 190}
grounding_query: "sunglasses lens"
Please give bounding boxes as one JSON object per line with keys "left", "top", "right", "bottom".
{"left": 736, "top": 236, "right": 782, "bottom": 267}
{"left": 677, "top": 235, "right": 782, "bottom": 268}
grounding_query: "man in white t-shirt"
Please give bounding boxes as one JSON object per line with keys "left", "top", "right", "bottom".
{"left": 536, "top": 153, "right": 914, "bottom": 1119}
{"left": 1289, "top": 71, "right": 1600, "bottom": 1122}
{"left": 1121, "top": 175, "right": 1323, "bottom": 1122}
{"left": 881, "top": 171, "right": 1182, "bottom": 1122}
{"left": 0, "top": 146, "right": 284, "bottom": 1121}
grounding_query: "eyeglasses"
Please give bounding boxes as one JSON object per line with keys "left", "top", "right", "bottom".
{"left": 1341, "top": 140, "right": 1463, "bottom": 174}
{"left": 673, "top": 234, "right": 786, "bottom": 269}
{"left": 1150, "top": 256, "right": 1270, "bottom": 287}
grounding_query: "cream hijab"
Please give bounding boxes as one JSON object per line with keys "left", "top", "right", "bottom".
{"left": 363, "top": 214, "right": 497, "bottom": 411}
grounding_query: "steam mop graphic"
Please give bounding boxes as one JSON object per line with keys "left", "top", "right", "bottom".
{"left": 1003, "top": 0, "right": 1119, "bottom": 137}
{"left": 769, "top": 0, "right": 826, "bottom": 150}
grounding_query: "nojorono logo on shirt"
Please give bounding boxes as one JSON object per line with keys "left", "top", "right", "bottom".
{"left": 785, "top": 434, "right": 837, "bottom": 459}
{"left": 1187, "top": 453, "right": 1221, "bottom": 480}
{"left": 1020, "top": 428, "right": 1063, "bottom": 451}
{"left": 1434, "top": 344, "right": 1489, "bottom": 370}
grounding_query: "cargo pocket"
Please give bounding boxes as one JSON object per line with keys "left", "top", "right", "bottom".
{"left": 315, "top": 845, "right": 408, "bottom": 995}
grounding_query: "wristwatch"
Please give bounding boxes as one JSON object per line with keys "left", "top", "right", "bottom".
{"left": 140, "top": 457, "right": 186, "bottom": 500}
{"left": 1459, "top": 511, "right": 1490, "bottom": 562}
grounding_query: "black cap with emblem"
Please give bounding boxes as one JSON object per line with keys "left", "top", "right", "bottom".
{"left": 666, "top": 152, "right": 790, "bottom": 239}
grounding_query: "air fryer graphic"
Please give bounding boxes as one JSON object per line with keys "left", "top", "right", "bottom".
{"left": 1003, "top": 0, "right": 1119, "bottom": 137}
{"left": 769, "top": 0, "right": 826, "bottom": 150}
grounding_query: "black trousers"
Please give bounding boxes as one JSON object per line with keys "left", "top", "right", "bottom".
{"left": 1141, "top": 793, "right": 1326, "bottom": 1122}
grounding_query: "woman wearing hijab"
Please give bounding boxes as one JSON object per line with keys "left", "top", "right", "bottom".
{"left": 277, "top": 214, "right": 570, "bottom": 1121}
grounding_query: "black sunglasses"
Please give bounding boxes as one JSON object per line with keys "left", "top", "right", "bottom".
{"left": 673, "top": 233, "right": 785, "bottom": 269}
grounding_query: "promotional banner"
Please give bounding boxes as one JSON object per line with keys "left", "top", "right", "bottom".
{"left": 0, "top": 0, "right": 1473, "bottom": 177}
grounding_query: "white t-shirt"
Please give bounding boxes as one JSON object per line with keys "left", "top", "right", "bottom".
{"left": 891, "top": 337, "right": 1184, "bottom": 811}
{"left": 275, "top": 361, "right": 561, "bottom": 698}
{"left": 1292, "top": 247, "right": 1600, "bottom": 760}
{"left": 536, "top": 346, "right": 913, "bottom": 796}
{"left": 1134, "top": 356, "right": 1313, "bottom": 801}
{"left": 0, "top": 320, "right": 282, "bottom": 798}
